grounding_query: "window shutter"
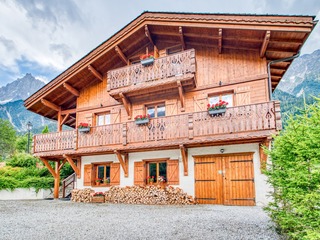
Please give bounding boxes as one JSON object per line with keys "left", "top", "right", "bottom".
{"left": 167, "top": 160, "right": 179, "bottom": 185}
{"left": 166, "top": 99, "right": 178, "bottom": 116}
{"left": 84, "top": 164, "right": 92, "bottom": 186}
{"left": 134, "top": 161, "right": 146, "bottom": 186}
{"left": 110, "top": 163, "right": 120, "bottom": 185}
{"left": 235, "top": 86, "right": 251, "bottom": 106}
{"left": 193, "top": 95, "right": 207, "bottom": 112}
{"left": 111, "top": 107, "right": 121, "bottom": 124}
{"left": 132, "top": 105, "right": 144, "bottom": 119}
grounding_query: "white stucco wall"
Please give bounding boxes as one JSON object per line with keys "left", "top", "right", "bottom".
{"left": 77, "top": 143, "right": 272, "bottom": 206}
{"left": 0, "top": 188, "right": 52, "bottom": 200}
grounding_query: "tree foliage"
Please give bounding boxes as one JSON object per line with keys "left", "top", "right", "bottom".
{"left": 0, "top": 119, "right": 16, "bottom": 158}
{"left": 265, "top": 100, "right": 320, "bottom": 240}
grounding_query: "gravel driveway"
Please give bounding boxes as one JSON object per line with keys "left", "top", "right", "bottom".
{"left": 0, "top": 200, "right": 280, "bottom": 240}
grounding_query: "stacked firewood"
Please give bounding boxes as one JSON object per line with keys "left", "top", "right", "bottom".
{"left": 104, "top": 185, "right": 195, "bottom": 205}
{"left": 71, "top": 188, "right": 94, "bottom": 203}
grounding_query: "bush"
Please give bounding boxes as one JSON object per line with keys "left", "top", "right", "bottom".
{"left": 6, "top": 153, "right": 38, "bottom": 168}
{"left": 265, "top": 100, "right": 320, "bottom": 240}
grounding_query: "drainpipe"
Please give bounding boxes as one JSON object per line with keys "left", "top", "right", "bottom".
{"left": 267, "top": 51, "right": 300, "bottom": 101}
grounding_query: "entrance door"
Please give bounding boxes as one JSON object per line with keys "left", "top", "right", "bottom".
{"left": 194, "top": 153, "right": 255, "bottom": 206}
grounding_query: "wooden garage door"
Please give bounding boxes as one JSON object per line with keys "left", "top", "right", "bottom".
{"left": 194, "top": 153, "right": 255, "bottom": 206}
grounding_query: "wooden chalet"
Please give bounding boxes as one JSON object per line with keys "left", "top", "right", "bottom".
{"left": 24, "top": 12, "right": 316, "bottom": 205}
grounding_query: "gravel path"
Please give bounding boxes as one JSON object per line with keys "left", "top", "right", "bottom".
{"left": 0, "top": 200, "right": 280, "bottom": 240}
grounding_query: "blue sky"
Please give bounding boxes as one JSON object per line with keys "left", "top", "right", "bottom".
{"left": 0, "top": 0, "right": 319, "bottom": 87}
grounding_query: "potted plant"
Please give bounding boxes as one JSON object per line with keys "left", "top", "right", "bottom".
{"left": 95, "top": 178, "right": 102, "bottom": 186}
{"left": 103, "top": 178, "right": 110, "bottom": 184}
{"left": 134, "top": 114, "right": 151, "bottom": 125}
{"left": 140, "top": 53, "right": 154, "bottom": 66}
{"left": 207, "top": 100, "right": 228, "bottom": 116}
{"left": 147, "top": 176, "right": 155, "bottom": 185}
{"left": 78, "top": 122, "right": 91, "bottom": 133}
{"left": 158, "top": 176, "right": 166, "bottom": 189}
{"left": 91, "top": 192, "right": 105, "bottom": 203}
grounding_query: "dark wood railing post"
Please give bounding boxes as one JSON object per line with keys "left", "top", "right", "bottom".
{"left": 122, "top": 123, "right": 127, "bottom": 146}
{"left": 188, "top": 114, "right": 194, "bottom": 140}
{"left": 274, "top": 101, "right": 282, "bottom": 131}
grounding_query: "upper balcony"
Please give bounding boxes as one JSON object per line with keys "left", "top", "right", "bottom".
{"left": 107, "top": 49, "right": 196, "bottom": 101}
{"left": 32, "top": 101, "right": 281, "bottom": 157}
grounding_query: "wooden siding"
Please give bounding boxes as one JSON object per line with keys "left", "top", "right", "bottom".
{"left": 33, "top": 101, "right": 279, "bottom": 154}
{"left": 194, "top": 153, "right": 255, "bottom": 206}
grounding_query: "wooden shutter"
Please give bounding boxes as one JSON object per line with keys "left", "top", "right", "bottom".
{"left": 132, "top": 105, "right": 144, "bottom": 119}
{"left": 167, "top": 160, "right": 179, "bottom": 185}
{"left": 111, "top": 107, "right": 121, "bottom": 124}
{"left": 166, "top": 99, "right": 178, "bottom": 116}
{"left": 110, "top": 163, "right": 120, "bottom": 185}
{"left": 84, "top": 164, "right": 92, "bottom": 186}
{"left": 134, "top": 161, "right": 146, "bottom": 186}
{"left": 235, "top": 86, "right": 251, "bottom": 106}
{"left": 193, "top": 95, "right": 207, "bottom": 112}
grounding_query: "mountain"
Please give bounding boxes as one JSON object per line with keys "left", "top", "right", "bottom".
{"left": 273, "top": 49, "right": 320, "bottom": 125}
{"left": 0, "top": 74, "right": 55, "bottom": 133}
{"left": 0, "top": 73, "right": 45, "bottom": 104}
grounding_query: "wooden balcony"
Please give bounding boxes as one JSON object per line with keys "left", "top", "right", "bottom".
{"left": 33, "top": 101, "right": 281, "bottom": 157}
{"left": 107, "top": 49, "right": 196, "bottom": 101}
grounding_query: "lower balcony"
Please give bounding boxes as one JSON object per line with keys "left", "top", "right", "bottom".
{"left": 33, "top": 101, "right": 281, "bottom": 157}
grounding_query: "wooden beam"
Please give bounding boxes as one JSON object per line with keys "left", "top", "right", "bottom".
{"left": 115, "top": 45, "right": 129, "bottom": 65}
{"left": 119, "top": 92, "right": 132, "bottom": 119}
{"left": 60, "top": 113, "right": 70, "bottom": 126}
{"left": 57, "top": 109, "right": 62, "bottom": 132}
{"left": 88, "top": 64, "right": 103, "bottom": 81}
{"left": 218, "top": 28, "right": 223, "bottom": 54}
{"left": 61, "top": 108, "right": 77, "bottom": 115}
{"left": 54, "top": 161, "right": 60, "bottom": 199}
{"left": 179, "top": 26, "right": 186, "bottom": 50}
{"left": 58, "top": 159, "right": 67, "bottom": 171}
{"left": 63, "top": 155, "right": 80, "bottom": 176}
{"left": 41, "top": 99, "right": 60, "bottom": 112}
{"left": 179, "top": 145, "right": 188, "bottom": 176}
{"left": 177, "top": 81, "right": 185, "bottom": 112}
{"left": 39, "top": 158, "right": 57, "bottom": 178}
{"left": 145, "top": 25, "right": 155, "bottom": 46}
{"left": 260, "top": 30, "right": 271, "bottom": 58}
{"left": 114, "top": 150, "right": 128, "bottom": 177}
{"left": 63, "top": 83, "right": 79, "bottom": 97}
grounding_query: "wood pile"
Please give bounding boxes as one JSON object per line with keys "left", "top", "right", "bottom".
{"left": 104, "top": 185, "right": 195, "bottom": 205}
{"left": 71, "top": 188, "right": 94, "bottom": 203}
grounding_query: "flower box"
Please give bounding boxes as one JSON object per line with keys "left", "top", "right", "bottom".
{"left": 91, "top": 195, "right": 105, "bottom": 203}
{"left": 208, "top": 108, "right": 226, "bottom": 116}
{"left": 141, "top": 57, "right": 154, "bottom": 66}
{"left": 135, "top": 118, "right": 149, "bottom": 125}
{"left": 78, "top": 127, "right": 90, "bottom": 133}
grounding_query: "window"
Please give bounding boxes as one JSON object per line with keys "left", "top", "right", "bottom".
{"left": 147, "top": 161, "right": 167, "bottom": 183}
{"left": 209, "top": 93, "right": 234, "bottom": 107}
{"left": 96, "top": 163, "right": 110, "bottom": 185}
{"left": 146, "top": 104, "right": 165, "bottom": 118}
{"left": 96, "top": 112, "right": 110, "bottom": 126}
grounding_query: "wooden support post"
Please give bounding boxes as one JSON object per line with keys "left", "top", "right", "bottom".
{"left": 114, "top": 150, "right": 128, "bottom": 177}
{"left": 58, "top": 159, "right": 67, "bottom": 171}
{"left": 218, "top": 28, "right": 223, "bottom": 54}
{"left": 115, "top": 46, "right": 129, "bottom": 65}
{"left": 179, "top": 145, "right": 188, "bottom": 176}
{"left": 76, "top": 157, "right": 81, "bottom": 179}
{"left": 60, "top": 113, "right": 70, "bottom": 126}
{"left": 260, "top": 30, "right": 270, "bottom": 58}
{"left": 259, "top": 139, "right": 270, "bottom": 172}
{"left": 41, "top": 99, "right": 61, "bottom": 112}
{"left": 119, "top": 92, "right": 132, "bottom": 119}
{"left": 177, "top": 81, "right": 185, "bottom": 112}
{"left": 63, "top": 154, "right": 80, "bottom": 177}
{"left": 145, "top": 25, "right": 158, "bottom": 53}
{"left": 40, "top": 158, "right": 57, "bottom": 178}
{"left": 54, "top": 161, "right": 60, "bottom": 199}
{"left": 188, "top": 114, "right": 194, "bottom": 140}
{"left": 179, "top": 26, "right": 186, "bottom": 50}
{"left": 57, "top": 109, "right": 62, "bottom": 132}
{"left": 63, "top": 83, "right": 79, "bottom": 97}
{"left": 88, "top": 64, "right": 103, "bottom": 81}
{"left": 274, "top": 101, "right": 282, "bottom": 131}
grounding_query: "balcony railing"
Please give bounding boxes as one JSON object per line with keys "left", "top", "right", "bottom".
{"left": 33, "top": 101, "right": 281, "bottom": 154}
{"left": 107, "top": 49, "right": 196, "bottom": 91}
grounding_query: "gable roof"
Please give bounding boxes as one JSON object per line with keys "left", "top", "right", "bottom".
{"left": 24, "top": 11, "right": 316, "bottom": 127}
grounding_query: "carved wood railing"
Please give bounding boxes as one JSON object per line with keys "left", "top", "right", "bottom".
{"left": 34, "top": 130, "right": 75, "bottom": 153}
{"left": 107, "top": 49, "right": 196, "bottom": 91}
{"left": 77, "top": 124, "right": 122, "bottom": 148}
{"left": 33, "top": 101, "right": 280, "bottom": 153}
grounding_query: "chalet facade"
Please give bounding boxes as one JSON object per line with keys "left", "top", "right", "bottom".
{"left": 24, "top": 12, "right": 316, "bottom": 205}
